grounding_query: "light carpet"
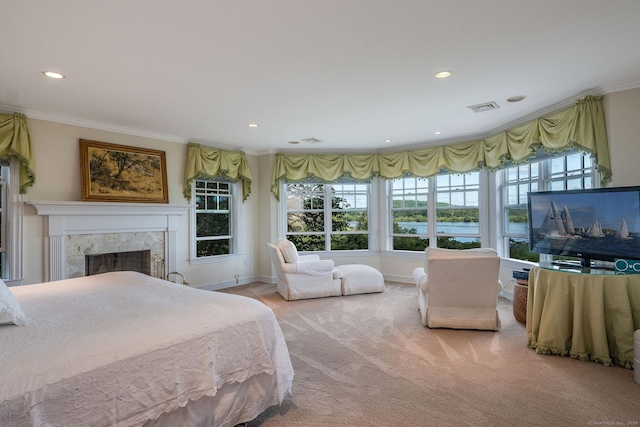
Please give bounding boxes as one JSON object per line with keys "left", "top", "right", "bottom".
{"left": 221, "top": 281, "right": 640, "bottom": 427}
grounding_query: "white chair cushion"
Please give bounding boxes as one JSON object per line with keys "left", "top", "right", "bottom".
{"left": 275, "top": 238, "right": 299, "bottom": 264}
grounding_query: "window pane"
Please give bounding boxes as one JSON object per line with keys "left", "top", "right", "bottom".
{"left": 436, "top": 209, "right": 480, "bottom": 234}
{"left": 505, "top": 207, "right": 528, "bottom": 234}
{"left": 287, "top": 212, "right": 324, "bottom": 232}
{"left": 436, "top": 236, "right": 481, "bottom": 249}
{"left": 518, "top": 185, "right": 529, "bottom": 204}
{"left": 508, "top": 238, "right": 538, "bottom": 262}
{"left": 437, "top": 193, "right": 450, "bottom": 205}
{"left": 288, "top": 234, "right": 325, "bottom": 251}
{"left": 331, "top": 234, "right": 368, "bottom": 250}
{"left": 566, "top": 153, "right": 581, "bottom": 171}
{"left": 333, "top": 212, "right": 368, "bottom": 232}
{"left": 550, "top": 157, "right": 564, "bottom": 175}
{"left": 566, "top": 178, "right": 582, "bottom": 190}
{"left": 506, "top": 185, "right": 518, "bottom": 205}
{"left": 218, "top": 196, "right": 229, "bottom": 210}
{"left": 465, "top": 173, "right": 479, "bottom": 186}
{"left": 286, "top": 193, "right": 305, "bottom": 210}
{"left": 195, "top": 195, "right": 204, "bottom": 209}
{"left": 393, "top": 211, "right": 427, "bottom": 234}
{"left": 196, "top": 212, "right": 230, "bottom": 237}
{"left": 197, "top": 239, "right": 230, "bottom": 257}
{"left": 393, "top": 236, "right": 429, "bottom": 251}
{"left": 531, "top": 162, "right": 539, "bottom": 177}
{"left": 584, "top": 156, "right": 592, "bottom": 168}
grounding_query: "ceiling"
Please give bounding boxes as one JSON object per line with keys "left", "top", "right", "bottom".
{"left": 2, "top": 0, "right": 640, "bottom": 155}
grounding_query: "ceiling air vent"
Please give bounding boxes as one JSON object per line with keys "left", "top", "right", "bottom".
{"left": 301, "top": 137, "right": 322, "bottom": 144}
{"left": 467, "top": 101, "right": 500, "bottom": 113}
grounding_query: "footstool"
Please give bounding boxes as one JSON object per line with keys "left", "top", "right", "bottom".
{"left": 338, "top": 264, "right": 385, "bottom": 296}
{"left": 512, "top": 282, "right": 528, "bottom": 324}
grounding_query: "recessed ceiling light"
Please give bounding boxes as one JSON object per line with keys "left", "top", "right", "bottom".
{"left": 507, "top": 95, "right": 526, "bottom": 103}
{"left": 42, "top": 71, "right": 65, "bottom": 79}
{"left": 434, "top": 70, "right": 452, "bottom": 79}
{"left": 384, "top": 139, "right": 392, "bottom": 143}
{"left": 434, "top": 131, "right": 442, "bottom": 135}
{"left": 247, "top": 123, "right": 259, "bottom": 128}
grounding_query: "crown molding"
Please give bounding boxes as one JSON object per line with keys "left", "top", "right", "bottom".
{"left": 0, "top": 104, "right": 260, "bottom": 155}
{"left": 3, "top": 77, "right": 640, "bottom": 158}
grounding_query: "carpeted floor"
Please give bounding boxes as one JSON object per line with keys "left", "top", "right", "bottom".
{"left": 221, "top": 281, "right": 640, "bottom": 427}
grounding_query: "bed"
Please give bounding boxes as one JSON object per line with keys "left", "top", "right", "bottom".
{"left": 0, "top": 271, "right": 294, "bottom": 427}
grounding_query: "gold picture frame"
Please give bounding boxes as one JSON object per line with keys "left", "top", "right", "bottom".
{"left": 80, "top": 139, "right": 168, "bottom": 203}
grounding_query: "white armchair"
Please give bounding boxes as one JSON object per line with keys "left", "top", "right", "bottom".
{"left": 267, "top": 239, "right": 343, "bottom": 301}
{"left": 413, "top": 247, "right": 503, "bottom": 330}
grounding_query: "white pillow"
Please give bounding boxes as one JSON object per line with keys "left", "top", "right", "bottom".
{"left": 0, "top": 279, "right": 30, "bottom": 326}
{"left": 275, "top": 238, "right": 300, "bottom": 264}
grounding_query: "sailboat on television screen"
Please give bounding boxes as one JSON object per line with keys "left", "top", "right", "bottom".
{"left": 615, "top": 219, "right": 632, "bottom": 239}
{"left": 538, "top": 200, "right": 580, "bottom": 239}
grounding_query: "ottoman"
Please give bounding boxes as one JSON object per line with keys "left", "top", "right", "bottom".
{"left": 512, "top": 283, "right": 528, "bottom": 324}
{"left": 338, "top": 264, "right": 385, "bottom": 296}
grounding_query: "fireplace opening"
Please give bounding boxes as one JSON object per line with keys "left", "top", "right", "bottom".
{"left": 85, "top": 250, "right": 151, "bottom": 276}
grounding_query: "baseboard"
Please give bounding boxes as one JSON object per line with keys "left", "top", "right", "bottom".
{"left": 383, "top": 274, "right": 414, "bottom": 284}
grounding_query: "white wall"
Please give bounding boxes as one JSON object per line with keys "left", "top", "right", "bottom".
{"left": 19, "top": 87, "right": 640, "bottom": 286}
{"left": 603, "top": 87, "right": 640, "bottom": 187}
{"left": 22, "top": 118, "right": 261, "bottom": 287}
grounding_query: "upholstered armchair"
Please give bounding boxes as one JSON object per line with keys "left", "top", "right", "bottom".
{"left": 413, "top": 247, "right": 503, "bottom": 330}
{"left": 267, "top": 239, "right": 343, "bottom": 301}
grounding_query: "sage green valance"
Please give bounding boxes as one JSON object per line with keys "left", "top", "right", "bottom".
{"left": 184, "top": 143, "right": 252, "bottom": 201}
{"left": 0, "top": 112, "right": 35, "bottom": 194}
{"left": 271, "top": 95, "right": 610, "bottom": 200}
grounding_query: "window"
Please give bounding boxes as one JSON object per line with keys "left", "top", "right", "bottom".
{"left": 388, "top": 172, "right": 482, "bottom": 251}
{"left": 435, "top": 172, "right": 481, "bottom": 249}
{"left": 283, "top": 181, "right": 370, "bottom": 251}
{"left": 0, "top": 160, "right": 22, "bottom": 284}
{"left": 193, "top": 180, "right": 233, "bottom": 257}
{"left": 502, "top": 163, "right": 539, "bottom": 262}
{"left": 0, "top": 165, "right": 6, "bottom": 277}
{"left": 390, "top": 177, "right": 429, "bottom": 251}
{"left": 501, "top": 151, "right": 594, "bottom": 261}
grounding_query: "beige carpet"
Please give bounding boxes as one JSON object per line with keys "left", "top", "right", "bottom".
{"left": 221, "top": 281, "right": 640, "bottom": 427}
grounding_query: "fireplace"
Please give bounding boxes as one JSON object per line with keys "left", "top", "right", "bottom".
{"left": 67, "top": 231, "right": 163, "bottom": 279}
{"left": 27, "top": 201, "right": 190, "bottom": 282}
{"left": 86, "top": 250, "right": 151, "bottom": 276}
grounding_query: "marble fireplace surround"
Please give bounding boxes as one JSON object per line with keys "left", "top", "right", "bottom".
{"left": 27, "top": 201, "right": 190, "bottom": 282}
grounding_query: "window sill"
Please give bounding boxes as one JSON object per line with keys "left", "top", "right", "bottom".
{"left": 189, "top": 253, "right": 243, "bottom": 266}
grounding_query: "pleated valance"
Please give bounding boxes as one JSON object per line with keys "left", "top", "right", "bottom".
{"left": 0, "top": 112, "right": 35, "bottom": 194}
{"left": 184, "top": 143, "right": 252, "bottom": 201}
{"left": 271, "top": 95, "right": 610, "bottom": 200}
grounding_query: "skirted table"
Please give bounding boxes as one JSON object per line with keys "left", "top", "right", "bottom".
{"left": 526, "top": 265, "right": 640, "bottom": 369}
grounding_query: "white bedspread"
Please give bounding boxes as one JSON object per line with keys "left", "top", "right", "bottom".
{"left": 0, "top": 272, "right": 294, "bottom": 427}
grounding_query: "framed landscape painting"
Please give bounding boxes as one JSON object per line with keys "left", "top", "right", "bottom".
{"left": 80, "top": 139, "right": 168, "bottom": 203}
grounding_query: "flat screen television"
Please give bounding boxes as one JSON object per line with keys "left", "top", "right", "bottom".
{"left": 527, "top": 186, "right": 640, "bottom": 267}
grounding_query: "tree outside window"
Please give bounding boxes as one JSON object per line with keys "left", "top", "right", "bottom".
{"left": 284, "top": 182, "right": 369, "bottom": 251}
{"left": 194, "top": 180, "right": 232, "bottom": 257}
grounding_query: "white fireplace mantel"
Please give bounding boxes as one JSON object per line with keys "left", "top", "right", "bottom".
{"left": 26, "top": 201, "right": 191, "bottom": 281}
